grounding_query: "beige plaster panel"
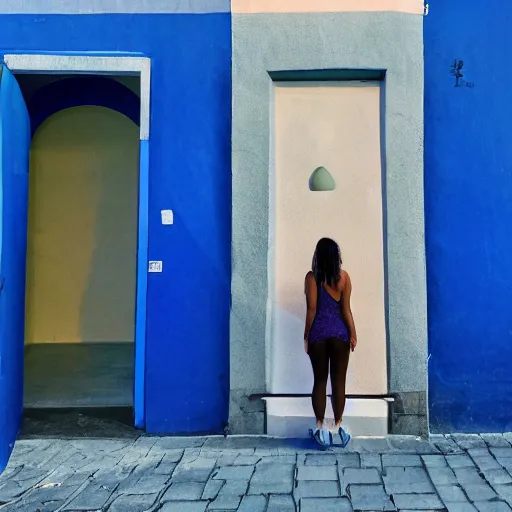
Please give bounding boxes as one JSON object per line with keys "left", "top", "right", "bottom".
{"left": 270, "top": 82, "right": 387, "bottom": 395}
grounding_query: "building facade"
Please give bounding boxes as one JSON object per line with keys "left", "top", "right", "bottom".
{"left": 0, "top": 0, "right": 507, "bottom": 472}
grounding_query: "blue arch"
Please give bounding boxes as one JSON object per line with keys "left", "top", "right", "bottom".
{"left": 27, "top": 75, "right": 140, "bottom": 137}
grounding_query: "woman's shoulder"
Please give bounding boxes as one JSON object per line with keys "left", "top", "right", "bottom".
{"left": 305, "top": 271, "right": 315, "bottom": 283}
{"left": 339, "top": 269, "right": 351, "bottom": 290}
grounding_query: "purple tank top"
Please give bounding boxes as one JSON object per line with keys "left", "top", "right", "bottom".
{"left": 308, "top": 284, "right": 349, "bottom": 343}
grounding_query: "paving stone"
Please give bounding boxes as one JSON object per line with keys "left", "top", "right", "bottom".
{"left": 494, "top": 484, "right": 512, "bottom": 501}
{"left": 295, "top": 480, "right": 339, "bottom": 499}
{"left": 445, "top": 505, "right": 478, "bottom": 512}
{"left": 359, "top": 453, "right": 382, "bottom": 470}
{"left": 172, "top": 458, "right": 216, "bottom": 483}
{"left": 201, "top": 438, "right": 258, "bottom": 451}
{"left": 215, "top": 455, "right": 239, "bottom": 466}
{"left": 388, "top": 436, "right": 439, "bottom": 454}
{"left": 277, "top": 447, "right": 300, "bottom": 457}
{"left": 343, "top": 468, "right": 381, "bottom": 485}
{"left": 468, "top": 448, "right": 493, "bottom": 458}
{"left": 181, "top": 449, "right": 204, "bottom": 463}
{"left": 117, "top": 457, "right": 159, "bottom": 483}
{"left": 218, "top": 480, "right": 249, "bottom": 496}
{"left": 351, "top": 437, "right": 390, "bottom": 453}
{"left": 127, "top": 474, "right": 170, "bottom": 494}
{"left": 431, "top": 435, "right": 464, "bottom": 454}
{"left": 23, "top": 483, "right": 82, "bottom": 506}
{"left": 162, "top": 482, "right": 205, "bottom": 501}
{"left": 154, "top": 456, "right": 178, "bottom": 475}
{"left": 12, "top": 467, "right": 48, "bottom": 483}
{"left": 428, "top": 466, "right": 458, "bottom": 485}
{"left": 0, "top": 465, "right": 23, "bottom": 482}
{"left": 109, "top": 493, "right": 158, "bottom": 512}
{"left": 297, "top": 465, "right": 338, "bottom": 481}
{"left": 160, "top": 502, "right": 208, "bottom": 512}
{"left": 464, "top": 483, "right": 497, "bottom": 502}
{"left": 348, "top": 484, "right": 395, "bottom": 511}
{"left": 436, "top": 484, "right": 469, "bottom": 503}
{"left": 247, "top": 461, "right": 294, "bottom": 495}
{"left": 64, "top": 476, "right": 126, "bottom": 511}
{"left": 483, "top": 469, "right": 512, "bottom": 485}
{"left": 498, "top": 459, "right": 512, "bottom": 473}
{"left": 471, "top": 456, "right": 502, "bottom": 471}
{"left": 149, "top": 443, "right": 184, "bottom": 460}
{"left": 454, "top": 467, "right": 487, "bottom": 484}
{"left": 448, "top": 455, "right": 476, "bottom": 469}
{"left": 253, "top": 449, "right": 279, "bottom": 457}
{"left": 492, "top": 448, "right": 512, "bottom": 459}
{"left": 481, "top": 435, "right": 512, "bottom": 449}
{"left": 423, "top": 455, "right": 448, "bottom": 468}
{"left": 214, "top": 466, "right": 254, "bottom": 480}
{"left": 475, "top": 503, "right": 512, "bottom": 512}
{"left": 202, "top": 479, "right": 224, "bottom": 500}
{"left": 202, "top": 449, "right": 247, "bottom": 459}
{"left": 235, "top": 456, "right": 261, "bottom": 466}
{"left": 237, "top": 495, "right": 267, "bottom": 512}
{"left": 451, "top": 435, "right": 487, "bottom": 450}
{"left": 393, "top": 493, "right": 443, "bottom": 510}
{"left": 155, "top": 437, "right": 207, "bottom": 450}
{"left": 207, "top": 494, "right": 242, "bottom": 510}
{"left": 0, "top": 478, "right": 44, "bottom": 502}
{"left": 383, "top": 467, "right": 435, "bottom": 494}
{"left": 337, "top": 453, "right": 361, "bottom": 469}
{"left": 305, "top": 454, "right": 337, "bottom": 466}
{"left": 3, "top": 499, "right": 63, "bottom": 512}
{"left": 121, "top": 438, "right": 158, "bottom": 464}
{"left": 273, "top": 455, "right": 297, "bottom": 464}
{"left": 300, "top": 497, "right": 353, "bottom": 512}
{"left": 382, "top": 454, "right": 422, "bottom": 467}
{"left": 267, "top": 494, "right": 295, "bottom": 512}
{"left": 297, "top": 454, "right": 307, "bottom": 466}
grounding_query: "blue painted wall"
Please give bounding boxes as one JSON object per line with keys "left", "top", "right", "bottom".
{"left": 0, "top": 13, "right": 231, "bottom": 434}
{"left": 425, "top": 1, "right": 512, "bottom": 432}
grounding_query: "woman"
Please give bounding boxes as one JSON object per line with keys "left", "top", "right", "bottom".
{"left": 304, "top": 238, "right": 357, "bottom": 449}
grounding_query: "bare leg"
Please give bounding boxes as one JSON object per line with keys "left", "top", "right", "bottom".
{"left": 328, "top": 338, "right": 350, "bottom": 426}
{"left": 308, "top": 340, "right": 329, "bottom": 429}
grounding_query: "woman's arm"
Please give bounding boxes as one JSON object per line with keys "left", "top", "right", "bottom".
{"left": 304, "top": 272, "right": 317, "bottom": 351}
{"left": 341, "top": 271, "right": 358, "bottom": 351}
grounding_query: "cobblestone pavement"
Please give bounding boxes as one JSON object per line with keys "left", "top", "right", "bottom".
{"left": 3, "top": 433, "right": 512, "bottom": 511}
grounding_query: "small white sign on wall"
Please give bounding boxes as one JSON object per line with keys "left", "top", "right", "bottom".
{"left": 161, "top": 210, "right": 174, "bottom": 225}
{"left": 148, "top": 261, "right": 163, "bottom": 273}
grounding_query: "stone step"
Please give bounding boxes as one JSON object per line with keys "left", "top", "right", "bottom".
{"left": 263, "top": 397, "right": 389, "bottom": 438}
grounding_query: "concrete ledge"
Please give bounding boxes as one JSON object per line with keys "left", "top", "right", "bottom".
{"left": 264, "top": 397, "right": 389, "bottom": 438}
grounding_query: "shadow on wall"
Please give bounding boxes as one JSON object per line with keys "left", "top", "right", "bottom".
{"left": 79, "top": 107, "right": 139, "bottom": 343}
{"left": 25, "top": 106, "right": 140, "bottom": 344}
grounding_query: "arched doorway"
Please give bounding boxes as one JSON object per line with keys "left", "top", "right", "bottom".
{"left": 20, "top": 77, "right": 141, "bottom": 412}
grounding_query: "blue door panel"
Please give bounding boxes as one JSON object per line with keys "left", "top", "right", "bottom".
{"left": 0, "top": 65, "right": 30, "bottom": 471}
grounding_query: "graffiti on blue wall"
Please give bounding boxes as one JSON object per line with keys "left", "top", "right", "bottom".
{"left": 450, "top": 60, "right": 474, "bottom": 88}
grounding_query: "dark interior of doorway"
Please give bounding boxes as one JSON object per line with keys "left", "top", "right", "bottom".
{"left": 16, "top": 72, "right": 141, "bottom": 437}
